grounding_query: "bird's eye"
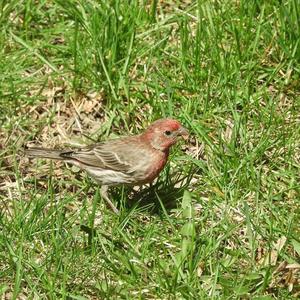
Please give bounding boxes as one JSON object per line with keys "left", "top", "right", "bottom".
{"left": 164, "top": 130, "right": 172, "bottom": 136}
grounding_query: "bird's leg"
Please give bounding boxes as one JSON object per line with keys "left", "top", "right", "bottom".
{"left": 100, "top": 185, "right": 119, "bottom": 214}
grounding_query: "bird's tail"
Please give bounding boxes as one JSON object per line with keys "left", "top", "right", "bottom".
{"left": 25, "top": 147, "right": 71, "bottom": 160}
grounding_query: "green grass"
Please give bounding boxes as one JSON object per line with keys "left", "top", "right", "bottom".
{"left": 1, "top": 0, "right": 300, "bottom": 298}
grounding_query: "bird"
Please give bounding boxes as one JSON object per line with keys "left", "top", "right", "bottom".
{"left": 25, "top": 118, "right": 189, "bottom": 214}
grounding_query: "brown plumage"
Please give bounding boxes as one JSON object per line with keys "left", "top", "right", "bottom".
{"left": 25, "top": 118, "right": 188, "bottom": 213}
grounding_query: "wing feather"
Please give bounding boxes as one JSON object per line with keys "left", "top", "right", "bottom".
{"left": 70, "top": 139, "right": 137, "bottom": 173}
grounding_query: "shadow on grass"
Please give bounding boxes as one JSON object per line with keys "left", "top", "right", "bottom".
{"left": 126, "top": 183, "right": 186, "bottom": 213}
{"left": 111, "top": 168, "right": 196, "bottom": 214}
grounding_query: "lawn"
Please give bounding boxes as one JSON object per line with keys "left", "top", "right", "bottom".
{"left": 0, "top": 0, "right": 299, "bottom": 299}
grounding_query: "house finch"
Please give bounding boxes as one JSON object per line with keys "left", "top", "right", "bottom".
{"left": 25, "top": 118, "right": 188, "bottom": 214}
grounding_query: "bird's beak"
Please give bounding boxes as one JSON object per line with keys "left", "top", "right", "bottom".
{"left": 177, "top": 126, "right": 189, "bottom": 139}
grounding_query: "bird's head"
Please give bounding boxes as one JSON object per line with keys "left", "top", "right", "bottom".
{"left": 142, "top": 118, "right": 189, "bottom": 152}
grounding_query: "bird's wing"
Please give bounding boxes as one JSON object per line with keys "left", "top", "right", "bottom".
{"left": 68, "top": 138, "right": 142, "bottom": 173}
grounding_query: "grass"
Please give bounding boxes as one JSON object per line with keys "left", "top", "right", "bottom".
{"left": 0, "top": 0, "right": 299, "bottom": 298}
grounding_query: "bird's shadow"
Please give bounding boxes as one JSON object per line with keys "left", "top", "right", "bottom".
{"left": 128, "top": 185, "right": 184, "bottom": 213}
{"left": 110, "top": 171, "right": 193, "bottom": 214}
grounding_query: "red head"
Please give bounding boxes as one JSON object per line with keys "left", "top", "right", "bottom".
{"left": 142, "top": 118, "right": 188, "bottom": 152}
